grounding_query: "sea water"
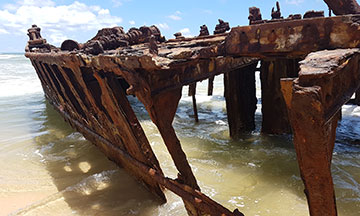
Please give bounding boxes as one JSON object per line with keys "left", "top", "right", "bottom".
{"left": 0, "top": 54, "right": 359, "bottom": 215}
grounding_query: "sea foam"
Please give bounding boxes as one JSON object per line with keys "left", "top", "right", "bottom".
{"left": 0, "top": 54, "right": 42, "bottom": 98}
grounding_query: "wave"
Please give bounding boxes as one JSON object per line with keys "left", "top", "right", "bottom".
{"left": 0, "top": 54, "right": 43, "bottom": 98}
{"left": 0, "top": 54, "right": 23, "bottom": 60}
{"left": 0, "top": 77, "right": 42, "bottom": 98}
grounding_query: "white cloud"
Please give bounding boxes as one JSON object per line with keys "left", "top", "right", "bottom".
{"left": 98, "top": 9, "right": 110, "bottom": 15}
{"left": 169, "top": 15, "right": 181, "bottom": 20}
{"left": 49, "top": 32, "right": 67, "bottom": 44}
{"left": 112, "top": 0, "right": 123, "bottom": 7}
{"left": 3, "top": 4, "right": 18, "bottom": 11}
{"left": 168, "top": 11, "right": 182, "bottom": 21}
{"left": 90, "top": 5, "right": 101, "bottom": 12}
{"left": 0, "top": 28, "right": 9, "bottom": 34}
{"left": 129, "top": 20, "right": 135, "bottom": 25}
{"left": 18, "top": 0, "right": 55, "bottom": 7}
{"left": 157, "top": 23, "right": 169, "bottom": 30}
{"left": 112, "top": 0, "right": 132, "bottom": 8}
{"left": 0, "top": 1, "right": 123, "bottom": 45}
{"left": 285, "top": 0, "right": 304, "bottom": 5}
{"left": 180, "top": 28, "right": 192, "bottom": 37}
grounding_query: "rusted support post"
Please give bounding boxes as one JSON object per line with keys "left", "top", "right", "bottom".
{"left": 284, "top": 84, "right": 339, "bottom": 216}
{"left": 207, "top": 76, "right": 214, "bottom": 96}
{"left": 189, "top": 83, "right": 199, "bottom": 122}
{"left": 281, "top": 49, "right": 360, "bottom": 216}
{"left": 260, "top": 59, "right": 299, "bottom": 134}
{"left": 295, "top": 104, "right": 339, "bottom": 216}
{"left": 147, "top": 88, "right": 201, "bottom": 215}
{"left": 147, "top": 89, "right": 199, "bottom": 187}
{"left": 354, "top": 87, "right": 360, "bottom": 105}
{"left": 224, "top": 62, "right": 258, "bottom": 138}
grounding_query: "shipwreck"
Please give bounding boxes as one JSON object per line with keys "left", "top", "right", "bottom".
{"left": 25, "top": 0, "right": 360, "bottom": 215}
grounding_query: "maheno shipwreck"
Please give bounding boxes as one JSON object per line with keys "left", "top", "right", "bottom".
{"left": 25, "top": 0, "right": 360, "bottom": 215}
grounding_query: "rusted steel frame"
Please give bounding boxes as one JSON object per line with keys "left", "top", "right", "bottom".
{"left": 89, "top": 71, "right": 166, "bottom": 199}
{"left": 225, "top": 15, "right": 360, "bottom": 58}
{"left": 57, "top": 66, "right": 123, "bottom": 147}
{"left": 281, "top": 49, "right": 360, "bottom": 216}
{"left": 188, "top": 83, "right": 199, "bottom": 123}
{"left": 192, "top": 94, "right": 199, "bottom": 123}
{"left": 103, "top": 73, "right": 164, "bottom": 173}
{"left": 24, "top": 47, "right": 257, "bottom": 99}
{"left": 295, "top": 49, "right": 360, "bottom": 121}
{"left": 28, "top": 54, "right": 166, "bottom": 201}
{"left": 146, "top": 88, "right": 202, "bottom": 215}
{"left": 29, "top": 53, "right": 204, "bottom": 214}
{"left": 88, "top": 53, "right": 250, "bottom": 214}
{"left": 30, "top": 60, "right": 59, "bottom": 104}
{"left": 44, "top": 63, "right": 90, "bottom": 124}
{"left": 52, "top": 61, "right": 162, "bottom": 175}
{"left": 167, "top": 32, "right": 228, "bottom": 42}
{"left": 260, "top": 58, "right": 299, "bottom": 134}
{"left": 36, "top": 62, "right": 73, "bottom": 113}
{"left": 27, "top": 55, "right": 128, "bottom": 137}
{"left": 50, "top": 64, "right": 125, "bottom": 149}
{"left": 30, "top": 60, "right": 50, "bottom": 94}
{"left": 33, "top": 61, "right": 61, "bottom": 103}
{"left": 50, "top": 99, "right": 242, "bottom": 216}
{"left": 94, "top": 54, "right": 202, "bottom": 213}
{"left": 148, "top": 88, "right": 199, "bottom": 189}
{"left": 281, "top": 82, "right": 340, "bottom": 216}
{"left": 26, "top": 53, "right": 252, "bottom": 215}
{"left": 93, "top": 55, "right": 201, "bottom": 191}
{"left": 82, "top": 54, "right": 210, "bottom": 214}
{"left": 207, "top": 76, "right": 215, "bottom": 96}
{"left": 323, "top": 0, "right": 360, "bottom": 15}
{"left": 50, "top": 66, "right": 100, "bottom": 131}
{"left": 78, "top": 69, "right": 166, "bottom": 199}
{"left": 54, "top": 66, "right": 91, "bottom": 117}
{"left": 93, "top": 71, "right": 165, "bottom": 173}
{"left": 150, "top": 57, "right": 258, "bottom": 96}
{"left": 224, "top": 62, "right": 258, "bottom": 137}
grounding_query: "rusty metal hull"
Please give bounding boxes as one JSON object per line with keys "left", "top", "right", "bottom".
{"left": 24, "top": 6, "right": 360, "bottom": 215}
{"left": 26, "top": 51, "right": 247, "bottom": 216}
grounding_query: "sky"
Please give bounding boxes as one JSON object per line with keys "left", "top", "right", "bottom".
{"left": 0, "top": 0, "right": 329, "bottom": 53}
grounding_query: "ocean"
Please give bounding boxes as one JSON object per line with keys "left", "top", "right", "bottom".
{"left": 0, "top": 53, "right": 359, "bottom": 215}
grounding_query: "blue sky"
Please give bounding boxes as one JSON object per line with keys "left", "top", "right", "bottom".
{"left": 0, "top": 0, "right": 328, "bottom": 53}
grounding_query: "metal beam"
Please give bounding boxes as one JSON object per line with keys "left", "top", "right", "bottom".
{"left": 225, "top": 15, "right": 360, "bottom": 58}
